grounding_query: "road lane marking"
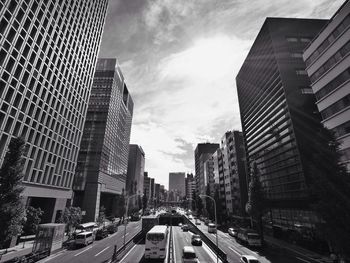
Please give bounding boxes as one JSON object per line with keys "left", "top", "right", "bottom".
{"left": 41, "top": 250, "right": 66, "bottom": 262}
{"left": 229, "top": 246, "right": 242, "bottom": 256}
{"left": 94, "top": 246, "right": 110, "bottom": 257}
{"left": 125, "top": 232, "right": 129, "bottom": 236}
{"left": 107, "top": 232, "right": 118, "bottom": 239}
{"left": 173, "top": 227, "right": 177, "bottom": 263}
{"left": 119, "top": 239, "right": 142, "bottom": 262}
{"left": 185, "top": 237, "right": 189, "bottom": 242}
{"left": 74, "top": 246, "right": 93, "bottom": 256}
{"left": 296, "top": 257, "right": 311, "bottom": 263}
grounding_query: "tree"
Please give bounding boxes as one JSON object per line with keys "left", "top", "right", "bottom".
{"left": 58, "top": 207, "right": 82, "bottom": 237}
{"left": 0, "top": 137, "right": 26, "bottom": 249}
{"left": 23, "top": 206, "right": 43, "bottom": 235}
{"left": 97, "top": 206, "right": 106, "bottom": 227}
{"left": 196, "top": 196, "right": 203, "bottom": 216}
{"left": 305, "top": 126, "right": 350, "bottom": 258}
{"left": 246, "top": 161, "right": 265, "bottom": 241}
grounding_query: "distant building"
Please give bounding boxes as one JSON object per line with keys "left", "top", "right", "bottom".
{"left": 150, "top": 178, "right": 155, "bottom": 205}
{"left": 144, "top": 172, "right": 151, "bottom": 202}
{"left": 194, "top": 143, "right": 219, "bottom": 197}
{"left": 155, "top": 183, "right": 160, "bottom": 205}
{"left": 74, "top": 58, "right": 134, "bottom": 222}
{"left": 303, "top": 1, "right": 350, "bottom": 172}
{"left": 185, "top": 173, "right": 195, "bottom": 209}
{"left": 236, "top": 18, "right": 328, "bottom": 238}
{"left": 219, "top": 131, "right": 248, "bottom": 217}
{"left": 126, "top": 145, "right": 145, "bottom": 210}
{"left": 169, "top": 172, "right": 186, "bottom": 199}
{"left": 0, "top": 0, "right": 108, "bottom": 223}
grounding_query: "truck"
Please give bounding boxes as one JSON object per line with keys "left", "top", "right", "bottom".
{"left": 141, "top": 215, "right": 159, "bottom": 234}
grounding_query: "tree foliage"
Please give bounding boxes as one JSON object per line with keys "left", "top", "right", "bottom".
{"left": 58, "top": 206, "right": 82, "bottom": 236}
{"left": 0, "top": 137, "right": 26, "bottom": 248}
{"left": 246, "top": 161, "right": 265, "bottom": 239}
{"left": 97, "top": 206, "right": 106, "bottom": 226}
{"left": 23, "top": 206, "right": 43, "bottom": 235}
{"left": 305, "top": 126, "right": 350, "bottom": 258}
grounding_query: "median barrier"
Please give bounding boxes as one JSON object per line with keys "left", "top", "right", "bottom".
{"left": 183, "top": 216, "right": 228, "bottom": 263}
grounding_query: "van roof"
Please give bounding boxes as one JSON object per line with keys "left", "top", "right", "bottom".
{"left": 147, "top": 225, "right": 167, "bottom": 234}
{"left": 76, "top": 231, "right": 93, "bottom": 235}
{"left": 78, "top": 222, "right": 96, "bottom": 228}
{"left": 183, "top": 246, "right": 195, "bottom": 253}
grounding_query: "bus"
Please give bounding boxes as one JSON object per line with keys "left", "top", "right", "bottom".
{"left": 208, "top": 223, "right": 216, "bottom": 233}
{"left": 144, "top": 225, "right": 168, "bottom": 259}
{"left": 75, "top": 222, "right": 98, "bottom": 235}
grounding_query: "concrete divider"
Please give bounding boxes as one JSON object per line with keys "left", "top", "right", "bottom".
{"left": 183, "top": 216, "right": 228, "bottom": 263}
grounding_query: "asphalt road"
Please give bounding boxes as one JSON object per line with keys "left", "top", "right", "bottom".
{"left": 172, "top": 225, "right": 218, "bottom": 263}
{"left": 187, "top": 216, "right": 326, "bottom": 263}
{"left": 39, "top": 221, "right": 142, "bottom": 263}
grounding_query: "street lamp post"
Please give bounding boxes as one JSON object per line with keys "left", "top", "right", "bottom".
{"left": 123, "top": 193, "right": 140, "bottom": 248}
{"left": 199, "top": 194, "right": 218, "bottom": 263}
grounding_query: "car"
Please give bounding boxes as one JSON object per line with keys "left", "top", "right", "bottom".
{"left": 195, "top": 220, "right": 201, "bottom": 225}
{"left": 240, "top": 255, "right": 260, "bottom": 263}
{"left": 107, "top": 223, "right": 118, "bottom": 234}
{"left": 204, "top": 219, "right": 210, "bottom": 225}
{"left": 188, "top": 215, "right": 194, "bottom": 220}
{"left": 191, "top": 234, "right": 202, "bottom": 246}
{"left": 228, "top": 227, "right": 238, "bottom": 237}
{"left": 182, "top": 246, "right": 199, "bottom": 263}
{"left": 95, "top": 228, "right": 108, "bottom": 240}
{"left": 178, "top": 223, "right": 183, "bottom": 227}
{"left": 182, "top": 224, "right": 189, "bottom": 232}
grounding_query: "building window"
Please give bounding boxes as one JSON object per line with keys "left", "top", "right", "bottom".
{"left": 321, "top": 93, "right": 350, "bottom": 120}
{"left": 296, "top": 69, "right": 308, "bottom": 75}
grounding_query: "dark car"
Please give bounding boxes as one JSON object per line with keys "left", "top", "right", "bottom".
{"left": 95, "top": 228, "right": 108, "bottom": 240}
{"left": 191, "top": 234, "right": 202, "bottom": 246}
{"left": 182, "top": 224, "right": 190, "bottom": 232}
{"left": 228, "top": 227, "right": 238, "bottom": 237}
{"left": 107, "top": 223, "right": 118, "bottom": 234}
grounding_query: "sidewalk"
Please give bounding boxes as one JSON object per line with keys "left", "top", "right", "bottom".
{"left": 264, "top": 235, "right": 333, "bottom": 263}
{"left": 0, "top": 240, "right": 34, "bottom": 263}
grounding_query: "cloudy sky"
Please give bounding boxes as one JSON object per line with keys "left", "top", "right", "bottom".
{"left": 99, "top": 0, "right": 344, "bottom": 188}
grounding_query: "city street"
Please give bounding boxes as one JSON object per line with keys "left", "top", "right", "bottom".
{"left": 187, "top": 216, "right": 327, "bottom": 263}
{"left": 39, "top": 221, "right": 142, "bottom": 263}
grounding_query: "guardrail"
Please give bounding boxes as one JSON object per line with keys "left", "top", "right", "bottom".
{"left": 110, "top": 230, "right": 143, "bottom": 262}
{"left": 183, "top": 216, "right": 228, "bottom": 263}
{"left": 167, "top": 226, "right": 174, "bottom": 263}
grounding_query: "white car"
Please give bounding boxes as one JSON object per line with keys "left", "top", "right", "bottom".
{"left": 240, "top": 255, "right": 260, "bottom": 263}
{"left": 188, "top": 215, "right": 193, "bottom": 220}
{"left": 182, "top": 246, "right": 199, "bottom": 263}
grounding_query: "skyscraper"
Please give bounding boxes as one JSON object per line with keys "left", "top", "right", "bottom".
{"left": 126, "top": 144, "right": 145, "bottom": 197}
{"left": 236, "top": 18, "right": 327, "bottom": 238}
{"left": 169, "top": 172, "right": 186, "bottom": 200}
{"left": 194, "top": 143, "right": 219, "bottom": 196}
{"left": 303, "top": 1, "right": 350, "bottom": 172}
{"left": 73, "top": 58, "right": 134, "bottom": 222}
{"left": 0, "top": 0, "right": 108, "bottom": 222}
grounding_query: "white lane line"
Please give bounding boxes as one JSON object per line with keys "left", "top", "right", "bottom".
{"left": 185, "top": 237, "right": 189, "bottom": 242}
{"left": 41, "top": 250, "right": 66, "bottom": 262}
{"left": 107, "top": 232, "right": 118, "bottom": 239}
{"left": 125, "top": 232, "right": 129, "bottom": 236}
{"left": 74, "top": 246, "right": 93, "bottom": 257}
{"left": 296, "top": 257, "right": 311, "bottom": 263}
{"left": 119, "top": 240, "right": 141, "bottom": 262}
{"left": 229, "top": 246, "right": 242, "bottom": 257}
{"left": 173, "top": 228, "right": 177, "bottom": 263}
{"left": 94, "top": 246, "right": 110, "bottom": 257}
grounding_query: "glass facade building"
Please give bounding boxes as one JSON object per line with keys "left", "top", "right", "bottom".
{"left": 0, "top": 0, "right": 108, "bottom": 222}
{"left": 304, "top": 1, "right": 350, "bottom": 172}
{"left": 236, "top": 18, "right": 328, "bottom": 237}
{"left": 73, "top": 58, "right": 134, "bottom": 222}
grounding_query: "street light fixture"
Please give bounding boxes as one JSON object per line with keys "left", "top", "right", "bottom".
{"left": 123, "top": 193, "right": 140, "bottom": 248}
{"left": 199, "top": 194, "right": 218, "bottom": 263}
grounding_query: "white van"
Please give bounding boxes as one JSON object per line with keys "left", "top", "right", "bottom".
{"left": 182, "top": 246, "right": 199, "bottom": 263}
{"left": 75, "top": 231, "right": 94, "bottom": 246}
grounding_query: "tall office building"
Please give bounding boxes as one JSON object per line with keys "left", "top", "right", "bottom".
{"left": 304, "top": 1, "right": 350, "bottom": 172}
{"left": 150, "top": 177, "right": 155, "bottom": 205}
{"left": 126, "top": 144, "right": 145, "bottom": 196}
{"left": 219, "top": 131, "right": 248, "bottom": 217}
{"left": 194, "top": 143, "right": 219, "bottom": 196}
{"left": 0, "top": 0, "right": 108, "bottom": 222}
{"left": 73, "top": 58, "right": 134, "bottom": 222}
{"left": 143, "top": 172, "right": 151, "bottom": 201}
{"left": 236, "top": 18, "right": 327, "bottom": 237}
{"left": 169, "top": 172, "right": 186, "bottom": 199}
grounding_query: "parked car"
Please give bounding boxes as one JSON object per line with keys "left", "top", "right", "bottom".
{"left": 195, "top": 220, "right": 201, "bottom": 225}
{"left": 228, "top": 227, "right": 238, "bottom": 237}
{"left": 240, "top": 255, "right": 260, "bottom": 263}
{"left": 204, "top": 219, "right": 210, "bottom": 226}
{"left": 182, "top": 224, "right": 189, "bottom": 232}
{"left": 178, "top": 223, "right": 183, "bottom": 227}
{"left": 95, "top": 228, "right": 109, "bottom": 240}
{"left": 75, "top": 231, "right": 94, "bottom": 246}
{"left": 182, "top": 246, "right": 199, "bottom": 263}
{"left": 191, "top": 234, "right": 202, "bottom": 246}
